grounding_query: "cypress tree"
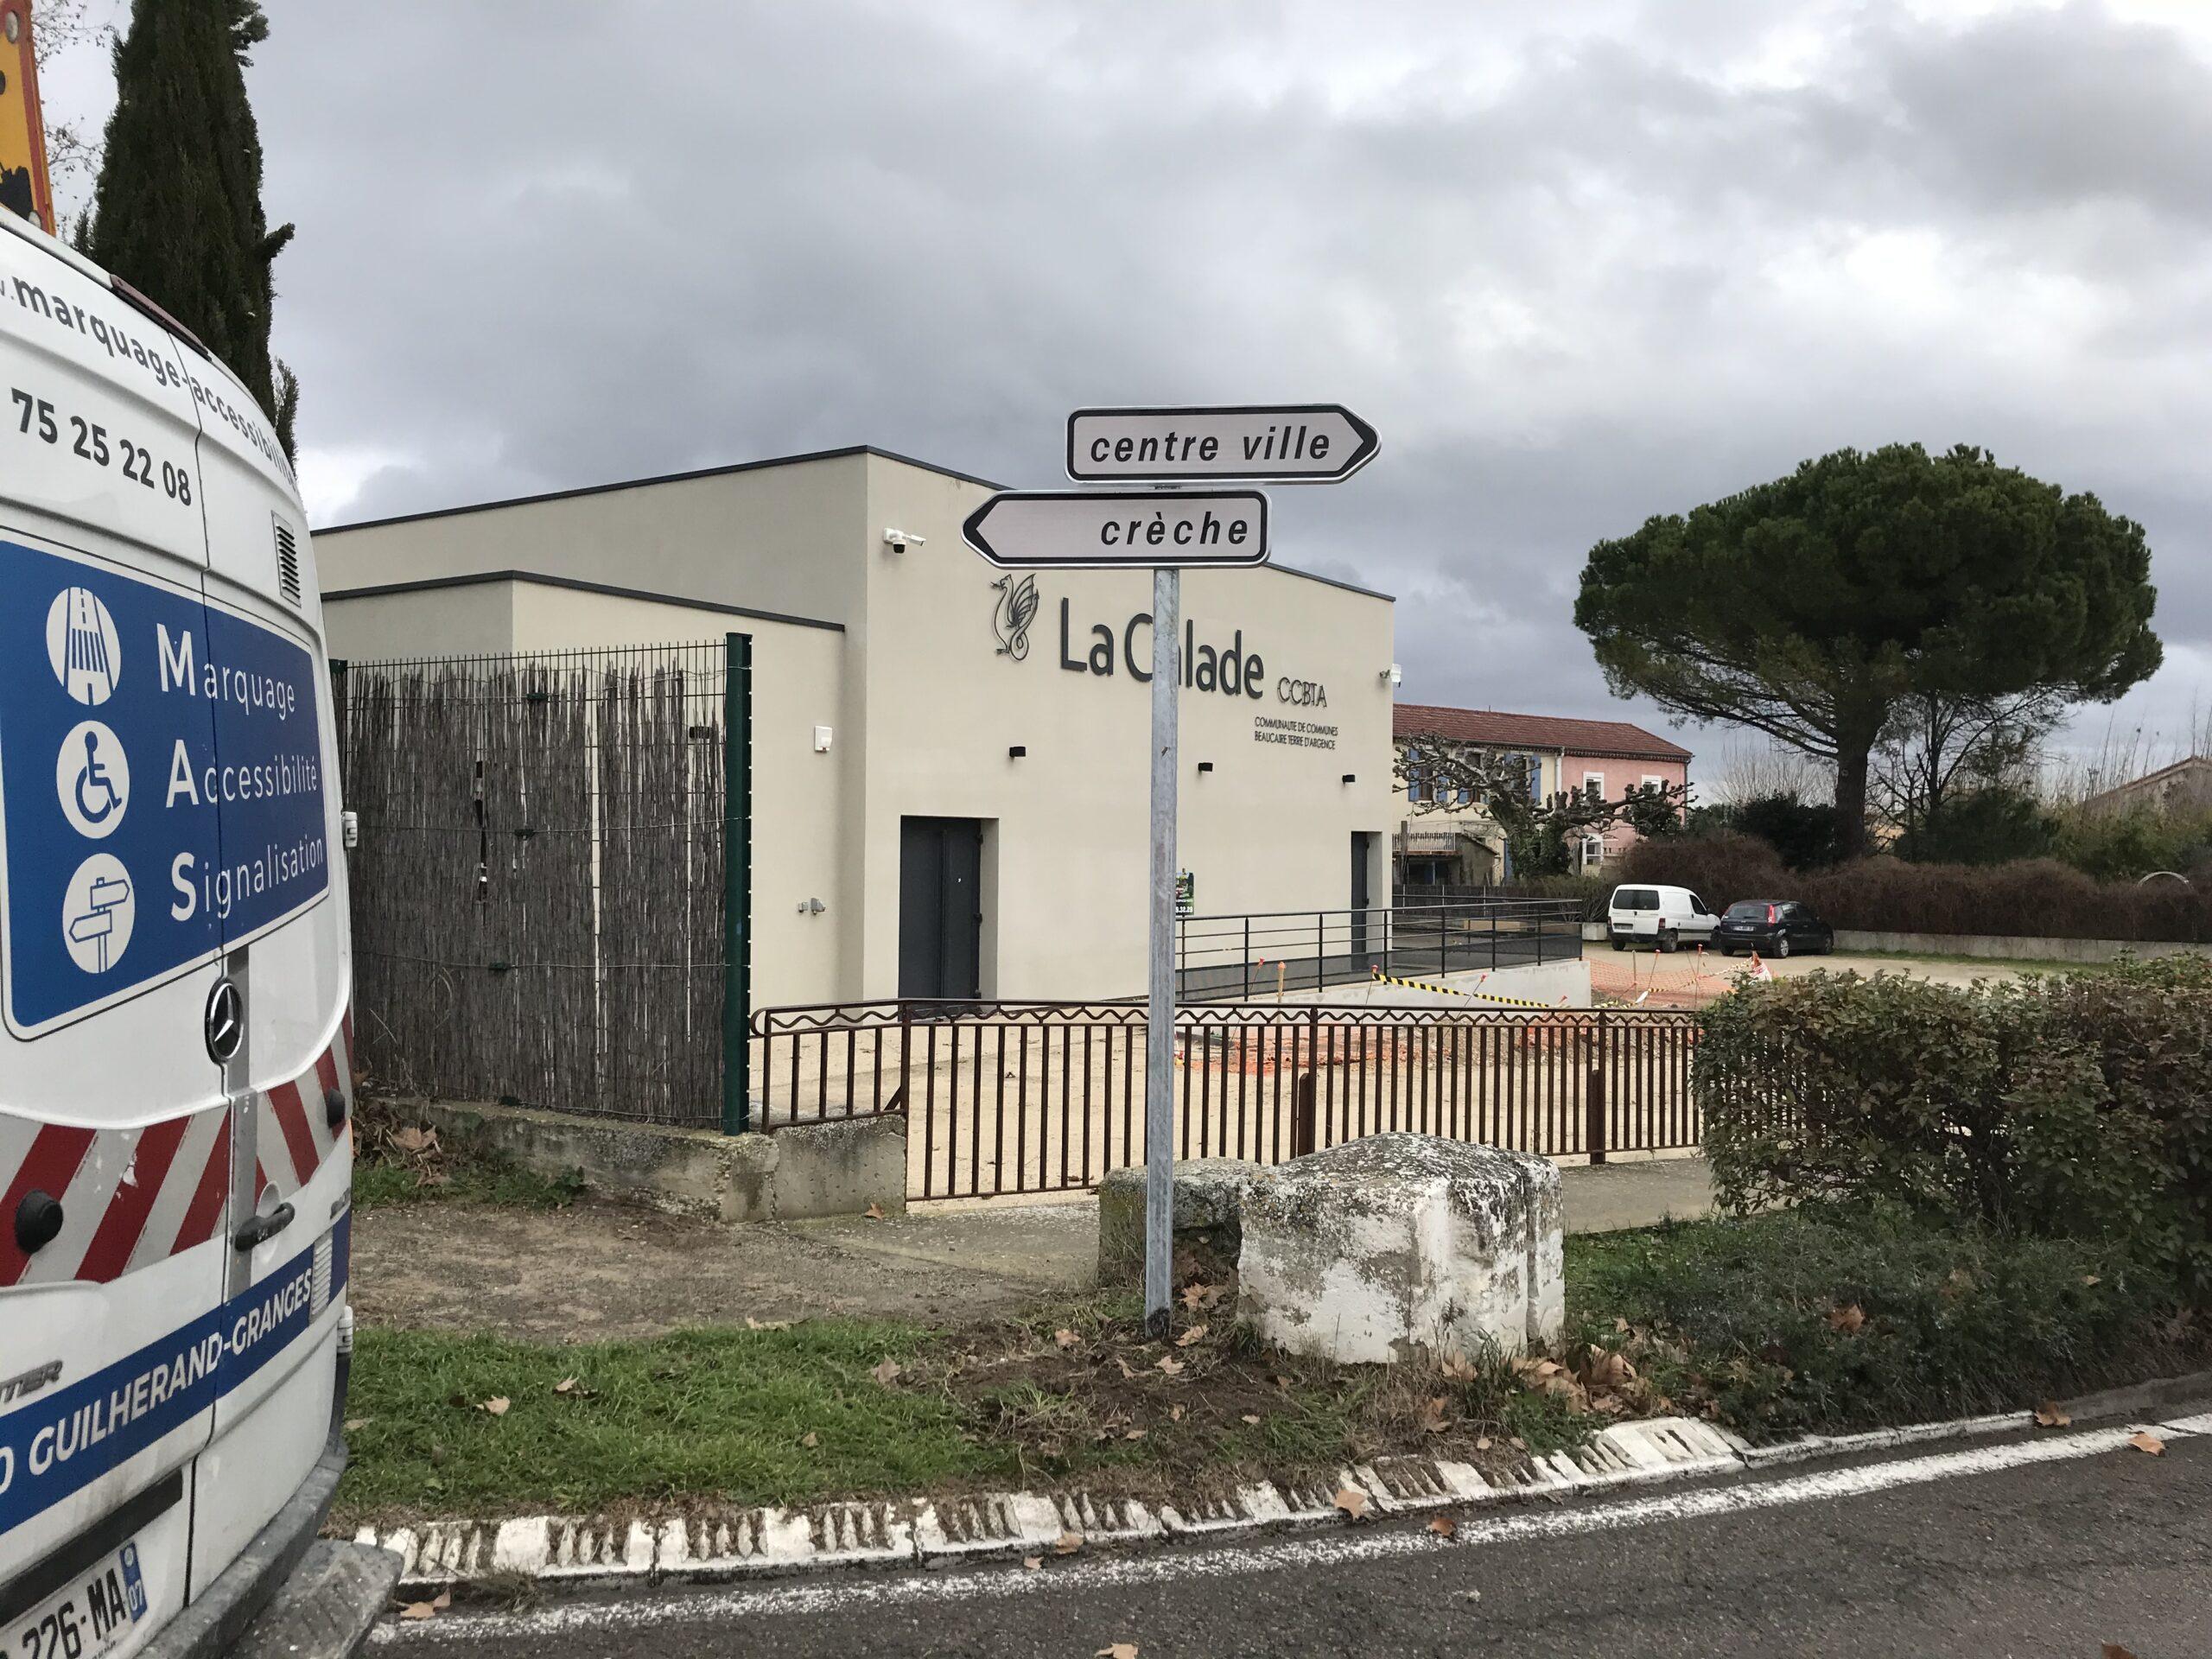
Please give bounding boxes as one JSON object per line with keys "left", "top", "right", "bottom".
{"left": 86, "top": 0, "right": 297, "bottom": 460}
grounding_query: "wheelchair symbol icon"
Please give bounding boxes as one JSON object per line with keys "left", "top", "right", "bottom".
{"left": 55, "top": 720, "right": 130, "bottom": 841}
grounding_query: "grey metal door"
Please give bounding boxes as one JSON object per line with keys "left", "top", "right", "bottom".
{"left": 899, "top": 817, "right": 984, "bottom": 1000}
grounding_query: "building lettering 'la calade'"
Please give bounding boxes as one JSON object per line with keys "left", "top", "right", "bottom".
{"left": 1054, "top": 598, "right": 1325, "bottom": 707}
{"left": 315, "top": 446, "right": 1390, "bottom": 1006}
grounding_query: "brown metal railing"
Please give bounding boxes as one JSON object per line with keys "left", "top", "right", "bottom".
{"left": 749, "top": 1001, "right": 1700, "bottom": 1202}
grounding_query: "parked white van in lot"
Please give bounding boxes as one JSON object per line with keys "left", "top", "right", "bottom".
{"left": 1605, "top": 883, "right": 1718, "bottom": 952}
{"left": 0, "top": 211, "right": 365, "bottom": 1655}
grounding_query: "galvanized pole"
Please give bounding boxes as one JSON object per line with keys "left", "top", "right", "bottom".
{"left": 1144, "top": 565, "right": 1180, "bottom": 1338}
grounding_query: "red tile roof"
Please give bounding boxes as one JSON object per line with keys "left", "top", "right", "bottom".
{"left": 1393, "top": 702, "right": 1692, "bottom": 763}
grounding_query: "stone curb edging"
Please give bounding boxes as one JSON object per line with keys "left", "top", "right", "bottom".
{"left": 356, "top": 1417, "right": 1741, "bottom": 1590}
{"left": 355, "top": 1383, "right": 2212, "bottom": 1592}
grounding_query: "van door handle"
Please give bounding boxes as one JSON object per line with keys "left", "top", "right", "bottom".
{"left": 232, "top": 1202, "right": 296, "bottom": 1252}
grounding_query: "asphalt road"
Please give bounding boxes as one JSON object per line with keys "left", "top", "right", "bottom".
{"left": 376, "top": 1427, "right": 2212, "bottom": 1659}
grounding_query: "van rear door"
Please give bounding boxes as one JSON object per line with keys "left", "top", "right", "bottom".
{"left": 178, "top": 348, "right": 352, "bottom": 1590}
{"left": 0, "top": 220, "right": 227, "bottom": 1647}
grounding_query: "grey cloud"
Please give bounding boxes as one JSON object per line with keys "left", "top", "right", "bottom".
{"left": 128, "top": 0, "right": 2207, "bottom": 756}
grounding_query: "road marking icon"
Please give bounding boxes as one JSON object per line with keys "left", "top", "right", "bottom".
{"left": 62, "top": 852, "right": 134, "bottom": 974}
{"left": 55, "top": 719, "right": 130, "bottom": 839}
{"left": 46, "top": 587, "right": 121, "bottom": 706}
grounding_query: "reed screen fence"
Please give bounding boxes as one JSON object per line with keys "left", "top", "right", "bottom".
{"left": 335, "top": 641, "right": 734, "bottom": 1127}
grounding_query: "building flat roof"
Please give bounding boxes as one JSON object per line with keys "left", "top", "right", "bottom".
{"left": 1394, "top": 702, "right": 1692, "bottom": 763}
{"left": 321, "top": 569, "right": 847, "bottom": 633}
{"left": 313, "top": 442, "right": 1395, "bottom": 604}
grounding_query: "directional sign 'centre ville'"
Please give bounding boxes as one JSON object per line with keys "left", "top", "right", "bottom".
{"left": 1066, "top": 404, "right": 1378, "bottom": 484}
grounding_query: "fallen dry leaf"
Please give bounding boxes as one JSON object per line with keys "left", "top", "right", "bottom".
{"left": 343, "top": 1417, "right": 368, "bottom": 1433}
{"left": 1180, "top": 1282, "right": 1212, "bottom": 1310}
{"left": 1116, "top": 1357, "right": 1140, "bottom": 1381}
{"left": 1333, "top": 1487, "right": 1369, "bottom": 1521}
{"left": 2103, "top": 1644, "right": 2139, "bottom": 1659}
{"left": 1022, "top": 1556, "right": 1043, "bottom": 1571}
{"left": 1440, "top": 1352, "right": 1478, "bottom": 1383}
{"left": 1095, "top": 1646, "right": 1138, "bottom": 1659}
{"left": 1241, "top": 1414, "right": 1262, "bottom": 1426}
{"left": 2129, "top": 1432, "right": 2165, "bottom": 1457}
{"left": 1155, "top": 1354, "right": 1185, "bottom": 1376}
{"left": 1427, "top": 1515, "right": 1458, "bottom": 1538}
{"left": 476, "top": 1396, "right": 510, "bottom": 1417}
{"left": 1274, "top": 1374, "right": 1292, "bottom": 1390}
{"left": 1419, "top": 1396, "right": 1452, "bottom": 1434}
{"left": 801, "top": 1432, "right": 819, "bottom": 1449}
{"left": 1055, "top": 1328, "right": 1079, "bottom": 1350}
{"left": 1170, "top": 1404, "right": 1186, "bottom": 1421}
{"left": 1055, "top": 1529, "right": 1084, "bottom": 1554}
{"left": 870, "top": 1357, "right": 904, "bottom": 1388}
{"left": 1123, "top": 1428, "right": 1147, "bottom": 1441}
{"left": 553, "top": 1378, "right": 580, "bottom": 1395}
{"left": 863, "top": 1203, "right": 887, "bottom": 1220}
{"left": 1475, "top": 1435, "right": 1492, "bottom": 1452}
{"left": 2034, "top": 1401, "right": 2070, "bottom": 1429}
{"left": 1175, "top": 1324, "right": 1209, "bottom": 1348}
{"left": 2083, "top": 1274, "right": 2103, "bottom": 1287}
{"left": 1826, "top": 1304, "right": 1866, "bottom": 1335}
{"left": 745, "top": 1317, "right": 793, "bottom": 1332}
{"left": 397, "top": 1604, "right": 435, "bottom": 1622}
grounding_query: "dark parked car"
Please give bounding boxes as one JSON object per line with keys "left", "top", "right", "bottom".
{"left": 1713, "top": 899, "right": 1834, "bottom": 958}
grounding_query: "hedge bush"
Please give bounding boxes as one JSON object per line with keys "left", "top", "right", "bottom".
{"left": 1699, "top": 957, "right": 2212, "bottom": 1293}
{"left": 1617, "top": 834, "right": 2212, "bottom": 942}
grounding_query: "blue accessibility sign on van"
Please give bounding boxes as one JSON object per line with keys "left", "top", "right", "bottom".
{"left": 0, "top": 537, "right": 329, "bottom": 1034}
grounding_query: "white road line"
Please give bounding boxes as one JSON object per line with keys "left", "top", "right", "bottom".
{"left": 374, "top": 1418, "right": 2197, "bottom": 1644}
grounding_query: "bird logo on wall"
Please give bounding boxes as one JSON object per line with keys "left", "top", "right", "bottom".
{"left": 990, "top": 573, "right": 1039, "bottom": 661}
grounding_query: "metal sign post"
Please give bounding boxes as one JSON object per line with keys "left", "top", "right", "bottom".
{"left": 963, "top": 400, "right": 1374, "bottom": 1340}
{"left": 1144, "top": 563, "right": 1179, "bottom": 1338}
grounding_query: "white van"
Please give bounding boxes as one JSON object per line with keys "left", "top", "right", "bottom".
{"left": 1605, "top": 883, "right": 1718, "bottom": 952}
{"left": 0, "top": 213, "right": 366, "bottom": 1654}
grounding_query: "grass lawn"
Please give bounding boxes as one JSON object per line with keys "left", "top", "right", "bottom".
{"left": 1564, "top": 1205, "right": 2209, "bottom": 1437}
{"left": 336, "top": 1205, "right": 2209, "bottom": 1526}
{"left": 336, "top": 1291, "right": 1580, "bottom": 1527}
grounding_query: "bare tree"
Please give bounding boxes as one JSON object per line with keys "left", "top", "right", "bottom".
{"left": 1872, "top": 689, "right": 2063, "bottom": 839}
{"left": 29, "top": 0, "right": 112, "bottom": 200}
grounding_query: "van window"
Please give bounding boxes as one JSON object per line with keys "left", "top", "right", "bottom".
{"left": 1612, "top": 887, "right": 1657, "bottom": 911}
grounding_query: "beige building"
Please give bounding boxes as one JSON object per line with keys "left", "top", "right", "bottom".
{"left": 315, "top": 445, "right": 1398, "bottom": 1007}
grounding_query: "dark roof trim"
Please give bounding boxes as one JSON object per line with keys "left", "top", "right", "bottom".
{"left": 1264, "top": 562, "right": 1393, "bottom": 603}
{"left": 322, "top": 569, "right": 846, "bottom": 633}
{"left": 313, "top": 445, "right": 1005, "bottom": 536}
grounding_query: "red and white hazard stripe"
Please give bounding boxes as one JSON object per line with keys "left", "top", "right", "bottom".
{"left": 0, "top": 1014, "right": 353, "bottom": 1289}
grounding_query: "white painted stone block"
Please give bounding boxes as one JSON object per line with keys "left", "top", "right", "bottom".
{"left": 1236, "top": 1133, "right": 1564, "bottom": 1364}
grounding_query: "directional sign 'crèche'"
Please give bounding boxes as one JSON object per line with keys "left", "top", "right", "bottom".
{"left": 1066, "top": 404, "right": 1378, "bottom": 484}
{"left": 963, "top": 489, "right": 1268, "bottom": 570}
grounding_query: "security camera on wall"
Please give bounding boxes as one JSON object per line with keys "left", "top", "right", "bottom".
{"left": 883, "top": 528, "right": 926, "bottom": 551}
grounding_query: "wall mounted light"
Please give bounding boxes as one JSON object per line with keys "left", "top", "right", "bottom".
{"left": 1008, "top": 745, "right": 1027, "bottom": 759}
{"left": 1197, "top": 761, "right": 1214, "bottom": 774}
{"left": 1342, "top": 773, "right": 1357, "bottom": 785}
{"left": 1382, "top": 664, "right": 1402, "bottom": 687}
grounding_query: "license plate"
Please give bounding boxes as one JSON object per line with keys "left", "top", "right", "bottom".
{"left": 9, "top": 1541, "right": 147, "bottom": 1659}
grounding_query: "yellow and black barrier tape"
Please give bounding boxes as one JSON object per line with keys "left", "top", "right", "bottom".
{"left": 1366, "top": 965, "right": 1569, "bottom": 1010}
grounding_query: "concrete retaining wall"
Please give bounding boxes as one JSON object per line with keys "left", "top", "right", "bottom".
{"left": 1292, "top": 957, "right": 1591, "bottom": 1011}
{"left": 397, "top": 1097, "right": 906, "bottom": 1223}
{"left": 1831, "top": 931, "right": 2210, "bottom": 964}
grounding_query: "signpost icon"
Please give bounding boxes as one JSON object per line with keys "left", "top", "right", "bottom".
{"left": 966, "top": 402, "right": 1375, "bottom": 1338}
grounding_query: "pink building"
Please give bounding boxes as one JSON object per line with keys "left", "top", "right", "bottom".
{"left": 1394, "top": 704, "right": 1692, "bottom": 879}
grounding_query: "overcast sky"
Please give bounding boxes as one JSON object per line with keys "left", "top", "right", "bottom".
{"left": 41, "top": 0, "right": 2212, "bottom": 778}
